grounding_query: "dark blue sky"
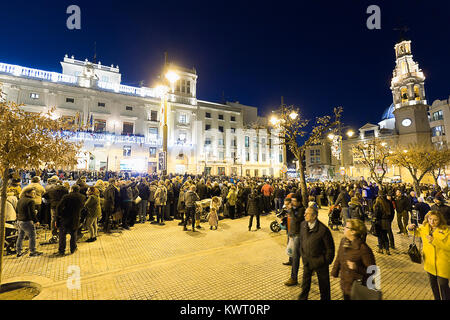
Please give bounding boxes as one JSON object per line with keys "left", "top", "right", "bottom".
{"left": 1, "top": 0, "right": 449, "bottom": 130}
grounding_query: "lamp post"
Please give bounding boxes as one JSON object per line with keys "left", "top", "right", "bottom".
{"left": 156, "top": 70, "right": 180, "bottom": 176}
{"left": 328, "top": 128, "right": 354, "bottom": 181}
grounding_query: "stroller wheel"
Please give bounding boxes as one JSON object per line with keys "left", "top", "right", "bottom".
{"left": 270, "top": 221, "right": 281, "bottom": 233}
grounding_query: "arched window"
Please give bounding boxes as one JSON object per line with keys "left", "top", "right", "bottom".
{"left": 414, "top": 85, "right": 421, "bottom": 101}
{"left": 401, "top": 87, "right": 408, "bottom": 102}
{"left": 401, "top": 61, "right": 407, "bottom": 74}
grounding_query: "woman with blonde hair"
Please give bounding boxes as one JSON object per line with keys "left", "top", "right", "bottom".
{"left": 408, "top": 211, "right": 449, "bottom": 300}
{"left": 331, "top": 218, "right": 376, "bottom": 300}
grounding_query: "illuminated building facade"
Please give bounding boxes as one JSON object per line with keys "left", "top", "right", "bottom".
{"left": 0, "top": 55, "right": 284, "bottom": 176}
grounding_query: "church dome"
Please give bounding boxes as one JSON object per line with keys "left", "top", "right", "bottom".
{"left": 381, "top": 103, "right": 395, "bottom": 120}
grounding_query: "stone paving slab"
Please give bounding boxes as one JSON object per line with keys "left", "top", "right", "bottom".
{"left": 2, "top": 208, "right": 433, "bottom": 300}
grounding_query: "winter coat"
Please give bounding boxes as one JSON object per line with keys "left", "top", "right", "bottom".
{"left": 394, "top": 195, "right": 410, "bottom": 213}
{"left": 85, "top": 194, "right": 102, "bottom": 219}
{"left": 16, "top": 196, "right": 37, "bottom": 223}
{"left": 184, "top": 190, "right": 199, "bottom": 208}
{"left": 374, "top": 196, "right": 392, "bottom": 231}
{"left": 196, "top": 183, "right": 208, "bottom": 200}
{"left": 44, "top": 185, "right": 69, "bottom": 209}
{"left": 177, "top": 190, "right": 186, "bottom": 212}
{"left": 104, "top": 185, "right": 119, "bottom": 212}
{"left": 348, "top": 201, "right": 364, "bottom": 220}
{"left": 261, "top": 184, "right": 273, "bottom": 197}
{"left": 413, "top": 202, "right": 430, "bottom": 224}
{"left": 227, "top": 189, "right": 237, "bottom": 206}
{"left": 3, "top": 195, "right": 17, "bottom": 221}
{"left": 154, "top": 186, "right": 167, "bottom": 206}
{"left": 56, "top": 192, "right": 86, "bottom": 230}
{"left": 331, "top": 238, "right": 376, "bottom": 295}
{"left": 287, "top": 205, "right": 305, "bottom": 236}
{"left": 335, "top": 191, "right": 351, "bottom": 208}
{"left": 246, "top": 193, "right": 261, "bottom": 216}
{"left": 210, "top": 186, "right": 221, "bottom": 198}
{"left": 410, "top": 224, "right": 450, "bottom": 279}
{"left": 138, "top": 183, "right": 150, "bottom": 200}
{"left": 20, "top": 182, "right": 46, "bottom": 205}
{"left": 300, "top": 220, "right": 335, "bottom": 270}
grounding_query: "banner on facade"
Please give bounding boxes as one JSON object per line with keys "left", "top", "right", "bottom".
{"left": 158, "top": 151, "right": 167, "bottom": 171}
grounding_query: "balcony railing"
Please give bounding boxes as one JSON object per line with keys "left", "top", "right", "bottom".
{"left": 0, "top": 62, "right": 77, "bottom": 84}
{"left": 61, "top": 130, "right": 161, "bottom": 145}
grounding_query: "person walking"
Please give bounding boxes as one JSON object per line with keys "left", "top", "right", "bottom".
{"left": 331, "top": 219, "right": 376, "bottom": 300}
{"left": 298, "top": 206, "right": 335, "bottom": 300}
{"left": 42, "top": 176, "right": 68, "bottom": 243}
{"left": 335, "top": 186, "right": 351, "bottom": 225}
{"left": 16, "top": 188, "right": 43, "bottom": 257}
{"left": 54, "top": 185, "right": 85, "bottom": 256}
{"left": 154, "top": 181, "right": 167, "bottom": 226}
{"left": 84, "top": 187, "right": 101, "bottom": 242}
{"left": 407, "top": 211, "right": 450, "bottom": 300}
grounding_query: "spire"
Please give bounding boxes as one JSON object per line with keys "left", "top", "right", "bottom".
{"left": 393, "top": 26, "right": 409, "bottom": 43}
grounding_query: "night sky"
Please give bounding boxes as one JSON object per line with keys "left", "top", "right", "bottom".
{"left": 1, "top": 0, "right": 449, "bottom": 131}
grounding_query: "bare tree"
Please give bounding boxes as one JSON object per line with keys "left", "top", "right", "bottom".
{"left": 271, "top": 105, "right": 342, "bottom": 207}
{"left": 352, "top": 140, "right": 391, "bottom": 186}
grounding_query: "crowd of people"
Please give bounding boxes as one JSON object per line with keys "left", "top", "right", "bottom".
{"left": 2, "top": 170, "right": 449, "bottom": 300}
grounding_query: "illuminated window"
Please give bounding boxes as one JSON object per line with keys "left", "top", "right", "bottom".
{"left": 432, "top": 126, "right": 445, "bottom": 137}
{"left": 414, "top": 86, "right": 420, "bottom": 101}
{"left": 432, "top": 110, "right": 444, "bottom": 121}
{"left": 178, "top": 132, "right": 187, "bottom": 143}
{"left": 179, "top": 113, "right": 187, "bottom": 124}
{"left": 148, "top": 127, "right": 158, "bottom": 141}
{"left": 401, "top": 87, "right": 408, "bottom": 102}
{"left": 30, "top": 93, "right": 39, "bottom": 99}
{"left": 149, "top": 147, "right": 157, "bottom": 157}
{"left": 122, "top": 122, "right": 134, "bottom": 135}
{"left": 94, "top": 119, "right": 106, "bottom": 132}
{"left": 218, "top": 138, "right": 224, "bottom": 146}
{"left": 245, "top": 136, "right": 250, "bottom": 148}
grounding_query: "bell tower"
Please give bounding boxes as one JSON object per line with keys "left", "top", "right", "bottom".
{"left": 390, "top": 39, "right": 431, "bottom": 145}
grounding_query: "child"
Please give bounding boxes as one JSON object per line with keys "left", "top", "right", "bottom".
{"left": 207, "top": 207, "right": 219, "bottom": 230}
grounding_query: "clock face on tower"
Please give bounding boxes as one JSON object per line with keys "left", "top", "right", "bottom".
{"left": 401, "top": 118, "right": 412, "bottom": 127}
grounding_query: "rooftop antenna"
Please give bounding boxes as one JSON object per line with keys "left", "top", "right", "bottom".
{"left": 93, "top": 41, "right": 97, "bottom": 64}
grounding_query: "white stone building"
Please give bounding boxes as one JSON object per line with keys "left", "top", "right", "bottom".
{"left": 0, "top": 55, "right": 285, "bottom": 176}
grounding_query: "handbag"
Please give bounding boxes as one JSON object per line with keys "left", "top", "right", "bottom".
{"left": 408, "top": 219, "right": 422, "bottom": 264}
{"left": 350, "top": 280, "right": 382, "bottom": 300}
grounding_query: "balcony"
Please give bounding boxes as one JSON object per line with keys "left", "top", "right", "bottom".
{"left": 62, "top": 130, "right": 161, "bottom": 146}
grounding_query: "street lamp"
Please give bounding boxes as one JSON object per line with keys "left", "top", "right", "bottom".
{"left": 346, "top": 130, "right": 354, "bottom": 138}
{"left": 268, "top": 114, "right": 287, "bottom": 178}
{"left": 156, "top": 70, "right": 180, "bottom": 175}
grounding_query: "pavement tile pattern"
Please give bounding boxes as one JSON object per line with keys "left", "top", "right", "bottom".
{"left": 2, "top": 208, "right": 433, "bottom": 300}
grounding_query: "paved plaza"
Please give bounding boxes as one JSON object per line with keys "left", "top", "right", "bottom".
{"left": 2, "top": 208, "right": 433, "bottom": 300}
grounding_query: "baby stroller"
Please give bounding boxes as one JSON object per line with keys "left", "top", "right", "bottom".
{"left": 195, "top": 199, "right": 211, "bottom": 222}
{"left": 4, "top": 222, "right": 18, "bottom": 255}
{"left": 328, "top": 205, "right": 341, "bottom": 231}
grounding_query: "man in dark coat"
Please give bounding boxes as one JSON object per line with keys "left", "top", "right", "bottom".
{"left": 335, "top": 187, "right": 351, "bottom": 224}
{"left": 430, "top": 194, "right": 450, "bottom": 224}
{"left": 196, "top": 179, "right": 208, "bottom": 200}
{"left": 298, "top": 206, "right": 335, "bottom": 300}
{"left": 247, "top": 189, "right": 262, "bottom": 231}
{"left": 394, "top": 189, "right": 410, "bottom": 235}
{"left": 103, "top": 178, "right": 119, "bottom": 233}
{"left": 54, "top": 185, "right": 85, "bottom": 256}
{"left": 284, "top": 196, "right": 306, "bottom": 286}
{"left": 16, "top": 188, "right": 43, "bottom": 257}
{"left": 137, "top": 178, "right": 150, "bottom": 223}
{"left": 43, "top": 177, "right": 68, "bottom": 242}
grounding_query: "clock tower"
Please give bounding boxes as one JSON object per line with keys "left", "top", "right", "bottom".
{"left": 390, "top": 39, "right": 431, "bottom": 145}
